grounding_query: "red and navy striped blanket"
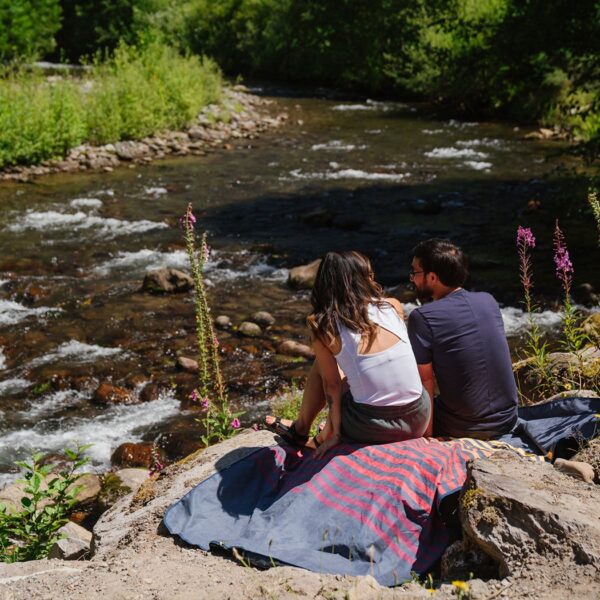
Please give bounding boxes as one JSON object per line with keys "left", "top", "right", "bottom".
{"left": 164, "top": 397, "right": 599, "bottom": 586}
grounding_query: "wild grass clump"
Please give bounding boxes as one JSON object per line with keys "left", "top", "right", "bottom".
{"left": 0, "top": 73, "right": 86, "bottom": 168}
{"left": 86, "top": 43, "right": 222, "bottom": 144}
{"left": 0, "top": 42, "right": 222, "bottom": 168}
{"left": 269, "top": 381, "right": 325, "bottom": 437}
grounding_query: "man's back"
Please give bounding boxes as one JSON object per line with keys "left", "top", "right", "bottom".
{"left": 408, "top": 289, "right": 518, "bottom": 438}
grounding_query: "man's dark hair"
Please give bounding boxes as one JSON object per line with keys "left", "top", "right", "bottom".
{"left": 413, "top": 238, "right": 468, "bottom": 287}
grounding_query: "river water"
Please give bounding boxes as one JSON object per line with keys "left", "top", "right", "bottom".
{"left": 0, "top": 91, "right": 597, "bottom": 486}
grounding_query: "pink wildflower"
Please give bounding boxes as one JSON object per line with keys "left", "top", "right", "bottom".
{"left": 202, "top": 242, "right": 210, "bottom": 263}
{"left": 231, "top": 418, "right": 241, "bottom": 429}
{"left": 516, "top": 226, "right": 536, "bottom": 248}
{"left": 201, "top": 397, "right": 210, "bottom": 410}
{"left": 553, "top": 220, "right": 573, "bottom": 294}
{"left": 213, "top": 336, "right": 219, "bottom": 348}
{"left": 189, "top": 389, "right": 199, "bottom": 402}
{"left": 179, "top": 203, "right": 197, "bottom": 231}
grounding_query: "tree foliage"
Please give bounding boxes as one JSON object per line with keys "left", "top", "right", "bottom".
{"left": 0, "top": 0, "right": 62, "bottom": 61}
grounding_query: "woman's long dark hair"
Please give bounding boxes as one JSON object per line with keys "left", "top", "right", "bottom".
{"left": 307, "top": 251, "right": 385, "bottom": 348}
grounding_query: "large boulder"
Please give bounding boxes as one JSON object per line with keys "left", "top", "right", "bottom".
{"left": 460, "top": 451, "right": 600, "bottom": 578}
{"left": 288, "top": 259, "right": 321, "bottom": 290}
{"left": 141, "top": 268, "right": 193, "bottom": 294}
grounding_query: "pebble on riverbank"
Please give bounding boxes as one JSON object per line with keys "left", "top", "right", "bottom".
{"left": 0, "top": 86, "right": 288, "bottom": 183}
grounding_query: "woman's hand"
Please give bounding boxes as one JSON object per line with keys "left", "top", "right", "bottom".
{"left": 313, "top": 433, "right": 341, "bottom": 459}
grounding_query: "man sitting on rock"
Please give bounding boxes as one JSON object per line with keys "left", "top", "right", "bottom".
{"left": 407, "top": 238, "right": 518, "bottom": 439}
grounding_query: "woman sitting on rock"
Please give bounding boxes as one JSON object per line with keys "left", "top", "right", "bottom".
{"left": 266, "top": 250, "right": 431, "bottom": 457}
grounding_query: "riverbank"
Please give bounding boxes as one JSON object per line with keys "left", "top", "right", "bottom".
{"left": 0, "top": 85, "right": 287, "bottom": 183}
{"left": 1, "top": 429, "right": 599, "bottom": 599}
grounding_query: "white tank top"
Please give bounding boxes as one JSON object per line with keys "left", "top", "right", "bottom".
{"left": 335, "top": 302, "right": 423, "bottom": 407}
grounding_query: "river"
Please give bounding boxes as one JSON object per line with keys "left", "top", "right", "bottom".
{"left": 0, "top": 90, "right": 597, "bottom": 486}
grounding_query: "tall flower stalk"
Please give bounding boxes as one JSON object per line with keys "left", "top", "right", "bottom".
{"left": 516, "top": 226, "right": 547, "bottom": 371}
{"left": 553, "top": 220, "right": 585, "bottom": 354}
{"left": 181, "top": 203, "right": 242, "bottom": 445}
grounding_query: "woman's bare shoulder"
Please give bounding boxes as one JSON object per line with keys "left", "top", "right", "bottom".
{"left": 383, "top": 297, "right": 405, "bottom": 317}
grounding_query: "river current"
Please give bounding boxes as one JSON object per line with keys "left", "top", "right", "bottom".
{"left": 0, "top": 91, "right": 597, "bottom": 486}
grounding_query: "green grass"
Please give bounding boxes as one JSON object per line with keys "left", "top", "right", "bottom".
{"left": 0, "top": 42, "right": 223, "bottom": 168}
{"left": 269, "top": 381, "right": 325, "bottom": 437}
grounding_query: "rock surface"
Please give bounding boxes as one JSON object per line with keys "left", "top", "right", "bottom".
{"left": 142, "top": 268, "right": 193, "bottom": 294}
{"left": 238, "top": 321, "right": 262, "bottom": 337}
{"left": 288, "top": 259, "right": 321, "bottom": 290}
{"left": 2, "top": 436, "right": 600, "bottom": 599}
{"left": 278, "top": 339, "right": 315, "bottom": 359}
{"left": 461, "top": 451, "right": 600, "bottom": 578}
{"left": 92, "top": 383, "right": 132, "bottom": 406}
{"left": 48, "top": 522, "right": 92, "bottom": 560}
{"left": 251, "top": 311, "right": 276, "bottom": 327}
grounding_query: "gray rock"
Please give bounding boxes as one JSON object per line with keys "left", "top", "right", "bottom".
{"left": 278, "top": 339, "right": 314, "bottom": 359}
{"left": 288, "top": 259, "right": 321, "bottom": 290}
{"left": 113, "top": 468, "right": 148, "bottom": 493}
{"left": 239, "top": 321, "right": 262, "bottom": 337}
{"left": 461, "top": 451, "right": 600, "bottom": 577}
{"left": 214, "top": 315, "right": 232, "bottom": 329}
{"left": 177, "top": 356, "right": 198, "bottom": 373}
{"left": 142, "top": 268, "right": 193, "bottom": 294}
{"left": 346, "top": 575, "right": 382, "bottom": 600}
{"left": 251, "top": 311, "right": 275, "bottom": 327}
{"left": 48, "top": 521, "right": 92, "bottom": 560}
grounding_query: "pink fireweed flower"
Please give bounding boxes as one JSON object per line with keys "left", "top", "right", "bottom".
{"left": 553, "top": 220, "right": 573, "bottom": 293}
{"left": 189, "top": 389, "right": 199, "bottom": 402}
{"left": 231, "top": 418, "right": 241, "bottom": 429}
{"left": 201, "top": 397, "right": 210, "bottom": 410}
{"left": 516, "top": 226, "right": 536, "bottom": 248}
{"left": 516, "top": 225, "right": 536, "bottom": 296}
{"left": 179, "top": 203, "right": 197, "bottom": 231}
{"left": 202, "top": 242, "right": 210, "bottom": 263}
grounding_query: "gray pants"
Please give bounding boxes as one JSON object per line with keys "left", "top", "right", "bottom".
{"left": 341, "top": 389, "right": 431, "bottom": 444}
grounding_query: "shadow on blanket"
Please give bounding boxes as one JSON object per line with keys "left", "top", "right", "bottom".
{"left": 163, "top": 397, "right": 600, "bottom": 586}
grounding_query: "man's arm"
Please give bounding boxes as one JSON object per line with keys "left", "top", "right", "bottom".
{"left": 416, "top": 363, "right": 435, "bottom": 437}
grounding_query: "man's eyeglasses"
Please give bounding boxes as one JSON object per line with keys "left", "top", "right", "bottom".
{"left": 409, "top": 269, "right": 424, "bottom": 280}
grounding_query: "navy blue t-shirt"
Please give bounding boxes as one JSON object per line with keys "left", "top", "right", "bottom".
{"left": 407, "top": 289, "right": 518, "bottom": 438}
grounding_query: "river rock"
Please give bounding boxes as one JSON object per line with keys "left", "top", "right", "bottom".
{"left": 93, "top": 383, "right": 133, "bottom": 406}
{"left": 111, "top": 443, "right": 162, "bottom": 469}
{"left": 214, "top": 315, "right": 232, "bottom": 329}
{"left": 139, "top": 383, "right": 160, "bottom": 403}
{"left": 48, "top": 521, "right": 92, "bottom": 560}
{"left": 460, "top": 451, "right": 600, "bottom": 577}
{"left": 239, "top": 321, "right": 262, "bottom": 337}
{"left": 278, "top": 340, "right": 314, "bottom": 359}
{"left": 142, "top": 268, "right": 193, "bottom": 294}
{"left": 177, "top": 356, "right": 198, "bottom": 373}
{"left": 251, "top": 311, "right": 275, "bottom": 327}
{"left": 288, "top": 259, "right": 321, "bottom": 290}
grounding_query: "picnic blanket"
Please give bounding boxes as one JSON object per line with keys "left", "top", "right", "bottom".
{"left": 163, "top": 397, "right": 600, "bottom": 586}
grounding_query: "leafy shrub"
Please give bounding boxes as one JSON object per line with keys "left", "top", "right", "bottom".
{"left": 86, "top": 42, "right": 222, "bottom": 144}
{"left": 0, "top": 42, "right": 222, "bottom": 167}
{"left": 0, "top": 0, "right": 62, "bottom": 62}
{"left": 0, "top": 446, "right": 90, "bottom": 563}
